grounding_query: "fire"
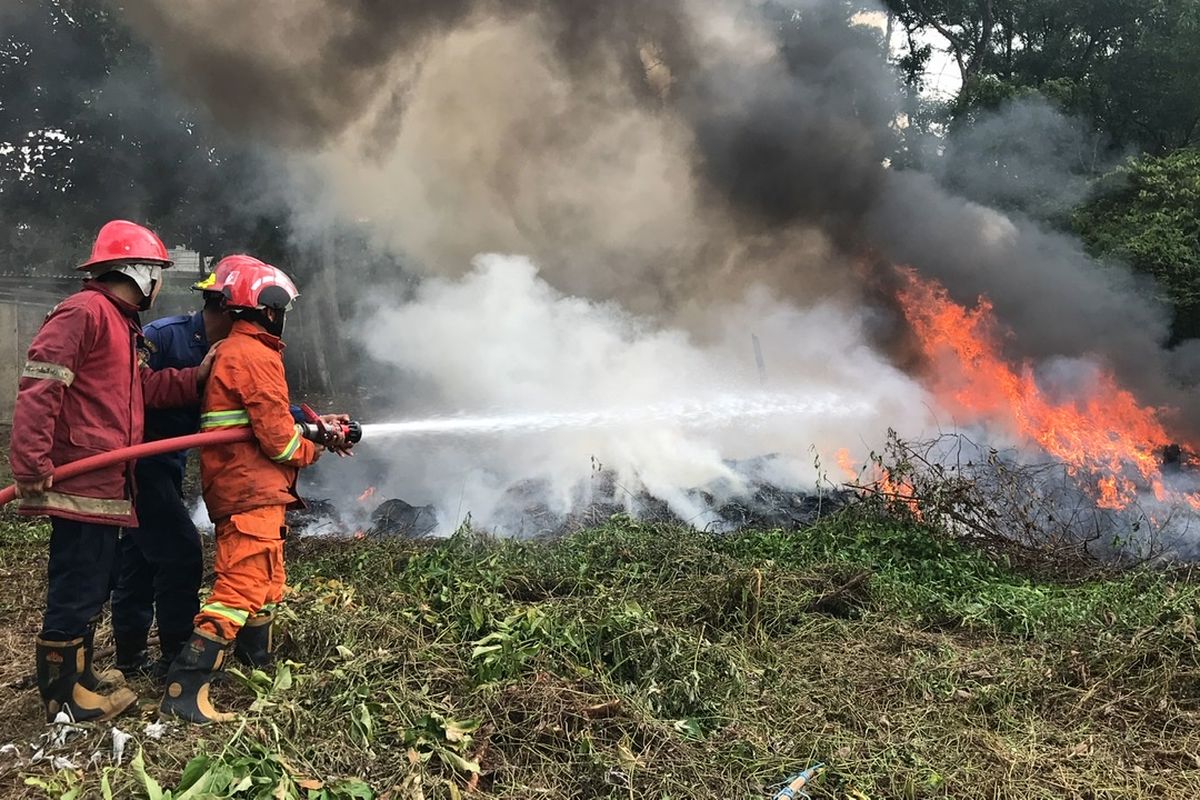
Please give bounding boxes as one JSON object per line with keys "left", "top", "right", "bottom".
{"left": 357, "top": 486, "right": 377, "bottom": 503}
{"left": 834, "top": 448, "right": 857, "bottom": 481}
{"left": 896, "top": 268, "right": 1190, "bottom": 510}
{"left": 834, "top": 447, "right": 921, "bottom": 517}
{"left": 878, "top": 468, "right": 922, "bottom": 518}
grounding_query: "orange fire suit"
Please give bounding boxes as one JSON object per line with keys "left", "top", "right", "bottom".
{"left": 195, "top": 320, "right": 319, "bottom": 639}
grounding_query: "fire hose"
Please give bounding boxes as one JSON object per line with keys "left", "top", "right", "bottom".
{"left": 0, "top": 410, "right": 363, "bottom": 508}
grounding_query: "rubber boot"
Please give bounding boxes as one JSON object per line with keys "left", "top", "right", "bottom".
{"left": 159, "top": 629, "right": 235, "bottom": 724}
{"left": 79, "top": 622, "right": 126, "bottom": 692}
{"left": 36, "top": 637, "right": 138, "bottom": 723}
{"left": 155, "top": 629, "right": 192, "bottom": 680}
{"left": 234, "top": 610, "right": 275, "bottom": 668}
{"left": 114, "top": 630, "right": 156, "bottom": 679}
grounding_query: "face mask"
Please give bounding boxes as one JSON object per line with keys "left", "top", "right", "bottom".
{"left": 111, "top": 262, "right": 163, "bottom": 297}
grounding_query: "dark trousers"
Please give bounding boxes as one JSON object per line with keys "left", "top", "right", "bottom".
{"left": 110, "top": 462, "right": 202, "bottom": 649}
{"left": 42, "top": 518, "right": 120, "bottom": 640}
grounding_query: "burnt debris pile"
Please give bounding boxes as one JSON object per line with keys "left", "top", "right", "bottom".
{"left": 288, "top": 455, "right": 852, "bottom": 540}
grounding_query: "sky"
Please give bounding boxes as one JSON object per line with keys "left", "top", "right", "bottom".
{"left": 854, "top": 9, "right": 963, "bottom": 100}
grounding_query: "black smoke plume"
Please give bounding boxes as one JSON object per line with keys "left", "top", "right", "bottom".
{"left": 110, "top": 0, "right": 1191, "bottom": 436}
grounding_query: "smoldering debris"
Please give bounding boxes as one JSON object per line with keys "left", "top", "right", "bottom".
{"left": 290, "top": 456, "right": 852, "bottom": 541}
{"left": 370, "top": 499, "right": 440, "bottom": 539}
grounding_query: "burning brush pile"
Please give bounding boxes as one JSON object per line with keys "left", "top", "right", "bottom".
{"left": 836, "top": 269, "right": 1200, "bottom": 562}
{"left": 293, "top": 266, "right": 1200, "bottom": 564}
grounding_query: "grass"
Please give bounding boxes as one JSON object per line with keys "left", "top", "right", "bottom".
{"left": 1, "top": 508, "right": 1199, "bottom": 798}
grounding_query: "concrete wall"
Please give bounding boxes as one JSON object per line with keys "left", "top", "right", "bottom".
{"left": 0, "top": 269, "right": 324, "bottom": 428}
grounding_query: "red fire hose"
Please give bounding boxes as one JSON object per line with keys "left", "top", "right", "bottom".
{"left": 0, "top": 427, "right": 255, "bottom": 508}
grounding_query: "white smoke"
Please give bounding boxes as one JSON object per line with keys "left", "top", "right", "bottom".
{"left": 106, "top": 0, "right": 1198, "bottom": 543}
{"left": 334, "top": 254, "right": 932, "bottom": 534}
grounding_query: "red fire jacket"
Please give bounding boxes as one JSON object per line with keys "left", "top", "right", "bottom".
{"left": 8, "top": 283, "right": 201, "bottom": 526}
{"left": 199, "top": 320, "right": 318, "bottom": 521}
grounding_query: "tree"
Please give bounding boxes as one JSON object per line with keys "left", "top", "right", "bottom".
{"left": 883, "top": 0, "right": 996, "bottom": 92}
{"left": 886, "top": 0, "right": 1200, "bottom": 153}
{"left": 0, "top": 0, "right": 290, "bottom": 271}
{"left": 1074, "top": 149, "right": 1200, "bottom": 340}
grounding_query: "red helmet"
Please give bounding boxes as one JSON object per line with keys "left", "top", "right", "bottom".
{"left": 222, "top": 262, "right": 300, "bottom": 311}
{"left": 77, "top": 220, "right": 173, "bottom": 271}
{"left": 192, "top": 254, "right": 266, "bottom": 293}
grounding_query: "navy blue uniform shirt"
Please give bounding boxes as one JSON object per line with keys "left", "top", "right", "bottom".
{"left": 140, "top": 313, "right": 208, "bottom": 475}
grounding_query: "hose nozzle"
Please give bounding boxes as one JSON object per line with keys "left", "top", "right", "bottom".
{"left": 297, "top": 404, "right": 362, "bottom": 452}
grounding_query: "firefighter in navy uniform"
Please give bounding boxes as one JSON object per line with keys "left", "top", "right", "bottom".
{"left": 109, "top": 259, "right": 239, "bottom": 677}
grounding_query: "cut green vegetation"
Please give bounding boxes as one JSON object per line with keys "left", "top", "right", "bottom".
{"left": 1, "top": 509, "right": 1199, "bottom": 799}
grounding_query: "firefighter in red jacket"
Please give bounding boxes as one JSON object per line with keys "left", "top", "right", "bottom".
{"left": 160, "top": 261, "right": 333, "bottom": 724}
{"left": 9, "top": 220, "right": 214, "bottom": 723}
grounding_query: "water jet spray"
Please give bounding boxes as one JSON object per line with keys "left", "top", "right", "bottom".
{"left": 0, "top": 391, "right": 860, "bottom": 507}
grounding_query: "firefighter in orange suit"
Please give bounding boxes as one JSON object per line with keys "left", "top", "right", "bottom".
{"left": 160, "top": 261, "right": 331, "bottom": 724}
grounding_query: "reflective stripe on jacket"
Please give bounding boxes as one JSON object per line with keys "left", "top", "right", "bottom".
{"left": 199, "top": 320, "right": 318, "bottom": 520}
{"left": 7, "top": 283, "right": 201, "bottom": 525}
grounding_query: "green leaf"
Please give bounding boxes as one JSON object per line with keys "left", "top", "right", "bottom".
{"left": 329, "top": 778, "right": 375, "bottom": 799}
{"left": 131, "top": 748, "right": 164, "bottom": 800}
{"left": 175, "top": 756, "right": 212, "bottom": 792}
{"left": 672, "top": 717, "right": 704, "bottom": 740}
{"left": 470, "top": 643, "right": 503, "bottom": 659}
{"left": 441, "top": 717, "right": 478, "bottom": 743}
{"left": 435, "top": 748, "right": 481, "bottom": 775}
{"left": 274, "top": 662, "right": 294, "bottom": 692}
{"left": 352, "top": 703, "right": 375, "bottom": 744}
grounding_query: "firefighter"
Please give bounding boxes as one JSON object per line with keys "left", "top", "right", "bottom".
{"left": 112, "top": 255, "right": 347, "bottom": 679}
{"left": 160, "top": 261, "right": 335, "bottom": 724}
{"left": 108, "top": 257, "right": 243, "bottom": 678}
{"left": 9, "top": 220, "right": 213, "bottom": 723}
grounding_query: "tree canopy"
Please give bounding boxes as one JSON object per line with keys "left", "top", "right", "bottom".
{"left": 885, "top": 0, "right": 1200, "bottom": 152}
{"left": 1074, "top": 149, "right": 1200, "bottom": 340}
{"left": 0, "top": 0, "right": 289, "bottom": 271}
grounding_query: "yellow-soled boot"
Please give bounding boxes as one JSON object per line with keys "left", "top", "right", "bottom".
{"left": 79, "top": 620, "right": 126, "bottom": 691}
{"left": 36, "top": 637, "right": 138, "bottom": 723}
{"left": 159, "top": 628, "right": 235, "bottom": 724}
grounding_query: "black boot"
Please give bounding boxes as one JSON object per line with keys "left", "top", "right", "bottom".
{"left": 79, "top": 621, "right": 126, "bottom": 692}
{"left": 159, "top": 629, "right": 234, "bottom": 724}
{"left": 114, "top": 631, "right": 156, "bottom": 679}
{"left": 155, "top": 629, "right": 192, "bottom": 679}
{"left": 37, "top": 637, "right": 138, "bottom": 723}
{"left": 234, "top": 610, "right": 275, "bottom": 668}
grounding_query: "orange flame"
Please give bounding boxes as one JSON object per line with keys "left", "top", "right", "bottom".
{"left": 357, "top": 486, "right": 377, "bottom": 503}
{"left": 834, "top": 448, "right": 858, "bottom": 481}
{"left": 896, "top": 268, "right": 1188, "bottom": 510}
{"left": 879, "top": 468, "right": 922, "bottom": 518}
{"left": 834, "top": 447, "right": 921, "bottom": 517}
